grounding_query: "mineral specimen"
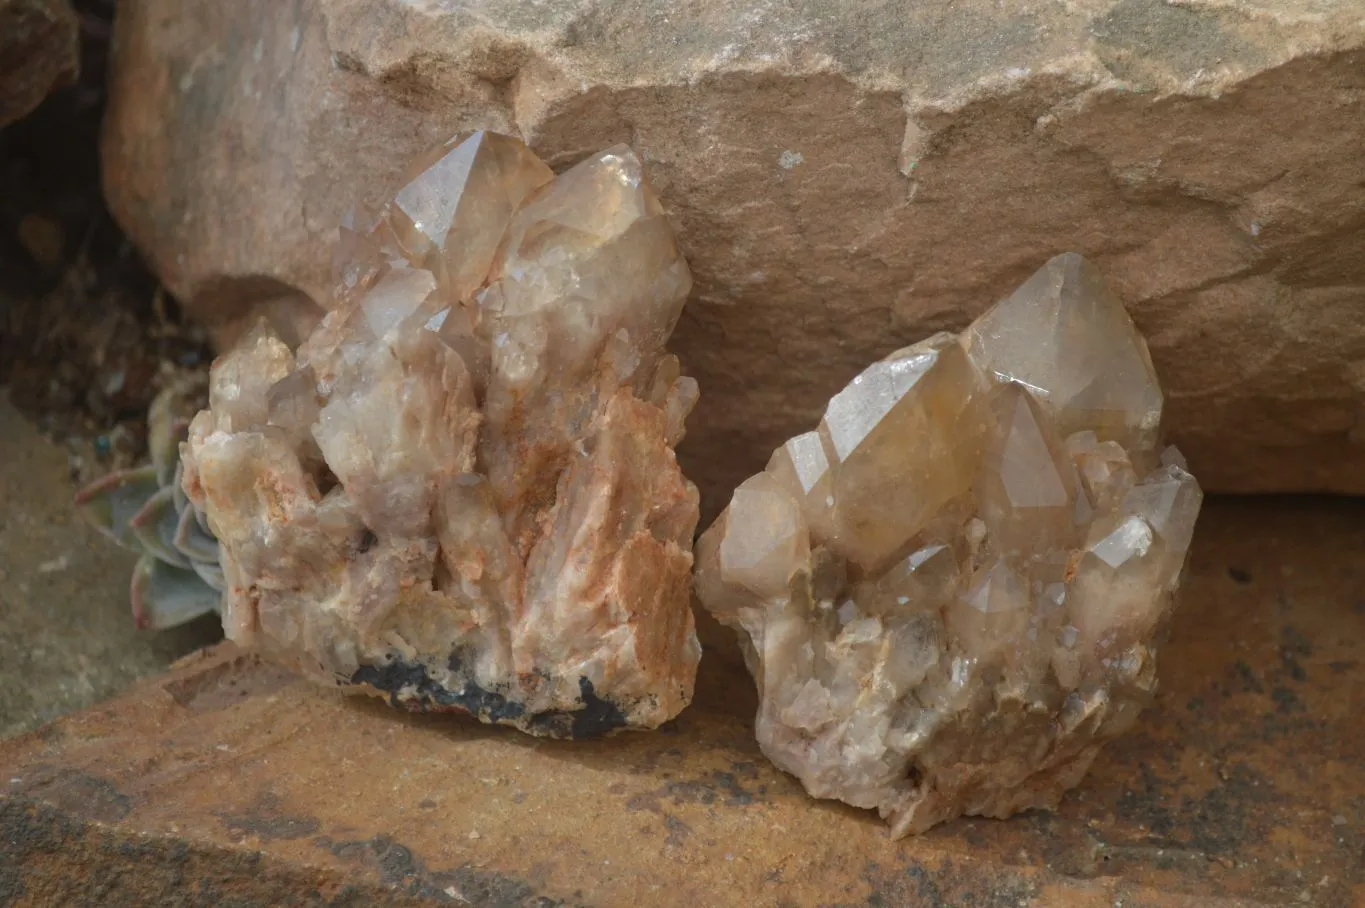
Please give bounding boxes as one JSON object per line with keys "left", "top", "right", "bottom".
{"left": 694, "top": 252, "right": 1203, "bottom": 835}
{"left": 180, "top": 132, "right": 702, "bottom": 737}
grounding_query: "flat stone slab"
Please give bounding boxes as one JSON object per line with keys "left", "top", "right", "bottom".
{"left": 3, "top": 497, "right": 1363, "bottom": 907}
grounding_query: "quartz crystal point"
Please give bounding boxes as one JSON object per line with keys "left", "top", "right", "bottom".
{"left": 695, "top": 252, "right": 1203, "bottom": 834}
{"left": 181, "top": 132, "right": 702, "bottom": 738}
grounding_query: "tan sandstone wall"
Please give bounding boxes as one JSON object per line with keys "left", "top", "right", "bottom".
{"left": 100, "top": 0, "right": 1365, "bottom": 516}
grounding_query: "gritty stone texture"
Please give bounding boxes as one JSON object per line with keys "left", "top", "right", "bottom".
{"left": 0, "top": 0, "right": 78, "bottom": 129}
{"left": 695, "top": 253, "right": 1203, "bottom": 835}
{"left": 0, "top": 392, "right": 222, "bottom": 740}
{"left": 181, "top": 134, "right": 701, "bottom": 737}
{"left": 101, "top": 0, "right": 1365, "bottom": 512}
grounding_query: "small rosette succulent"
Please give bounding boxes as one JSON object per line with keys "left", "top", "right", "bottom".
{"left": 74, "top": 373, "right": 225, "bottom": 630}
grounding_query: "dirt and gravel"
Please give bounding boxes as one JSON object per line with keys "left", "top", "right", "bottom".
{"left": 0, "top": 0, "right": 221, "bottom": 738}
{"left": 1, "top": 0, "right": 211, "bottom": 479}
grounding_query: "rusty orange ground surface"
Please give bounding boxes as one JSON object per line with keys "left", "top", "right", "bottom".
{"left": 2, "top": 497, "right": 1362, "bottom": 907}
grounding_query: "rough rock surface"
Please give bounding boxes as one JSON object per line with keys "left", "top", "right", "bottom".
{"left": 0, "top": 391, "right": 222, "bottom": 739}
{"left": 695, "top": 253, "right": 1203, "bottom": 836}
{"left": 0, "top": 0, "right": 78, "bottom": 128}
{"left": 102, "top": 0, "right": 1365, "bottom": 510}
{"left": 180, "top": 133, "right": 702, "bottom": 738}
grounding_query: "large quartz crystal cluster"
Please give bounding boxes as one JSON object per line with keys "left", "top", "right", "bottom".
{"left": 181, "top": 132, "right": 702, "bottom": 738}
{"left": 695, "top": 253, "right": 1202, "bottom": 835}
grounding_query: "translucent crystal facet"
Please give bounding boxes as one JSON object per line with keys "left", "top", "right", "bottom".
{"left": 977, "top": 384, "right": 1082, "bottom": 555}
{"left": 378, "top": 130, "right": 554, "bottom": 302}
{"left": 182, "top": 133, "right": 700, "bottom": 738}
{"left": 720, "top": 473, "right": 810, "bottom": 599}
{"left": 819, "top": 335, "right": 990, "bottom": 572}
{"left": 695, "top": 252, "right": 1203, "bottom": 835}
{"left": 476, "top": 145, "right": 694, "bottom": 542}
{"left": 962, "top": 252, "right": 1164, "bottom": 456}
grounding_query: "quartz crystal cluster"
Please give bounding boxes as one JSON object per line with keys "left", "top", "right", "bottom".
{"left": 181, "top": 132, "right": 702, "bottom": 737}
{"left": 695, "top": 253, "right": 1202, "bottom": 835}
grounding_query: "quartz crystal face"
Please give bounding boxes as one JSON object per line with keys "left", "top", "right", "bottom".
{"left": 182, "top": 132, "right": 701, "bottom": 738}
{"left": 694, "top": 252, "right": 1203, "bottom": 834}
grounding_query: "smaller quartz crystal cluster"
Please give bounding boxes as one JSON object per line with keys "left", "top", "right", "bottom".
{"left": 181, "top": 132, "right": 702, "bottom": 737}
{"left": 695, "top": 253, "right": 1202, "bottom": 835}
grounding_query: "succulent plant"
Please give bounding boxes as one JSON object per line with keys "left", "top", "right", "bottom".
{"left": 74, "top": 372, "right": 224, "bottom": 630}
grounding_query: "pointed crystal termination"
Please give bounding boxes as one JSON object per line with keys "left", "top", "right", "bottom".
{"left": 962, "top": 252, "right": 1164, "bottom": 456}
{"left": 695, "top": 252, "right": 1202, "bottom": 835}
{"left": 181, "top": 132, "right": 701, "bottom": 738}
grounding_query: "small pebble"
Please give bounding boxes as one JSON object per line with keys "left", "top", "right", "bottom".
{"left": 17, "top": 214, "right": 65, "bottom": 270}
{"left": 37, "top": 555, "right": 70, "bottom": 573}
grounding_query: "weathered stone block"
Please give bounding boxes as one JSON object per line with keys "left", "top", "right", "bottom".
{"left": 101, "top": 0, "right": 1365, "bottom": 509}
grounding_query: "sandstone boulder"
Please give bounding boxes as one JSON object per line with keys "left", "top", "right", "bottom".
{"left": 101, "top": 0, "right": 1365, "bottom": 513}
{"left": 0, "top": 0, "right": 78, "bottom": 128}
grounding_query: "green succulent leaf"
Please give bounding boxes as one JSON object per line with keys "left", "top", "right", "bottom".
{"left": 78, "top": 374, "right": 221, "bottom": 634}
{"left": 173, "top": 503, "right": 220, "bottom": 564}
{"left": 172, "top": 459, "right": 191, "bottom": 516}
{"left": 147, "top": 386, "right": 193, "bottom": 487}
{"left": 129, "top": 486, "right": 193, "bottom": 569}
{"left": 73, "top": 466, "right": 160, "bottom": 554}
{"left": 190, "top": 559, "right": 227, "bottom": 592}
{"left": 130, "top": 555, "right": 222, "bottom": 631}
